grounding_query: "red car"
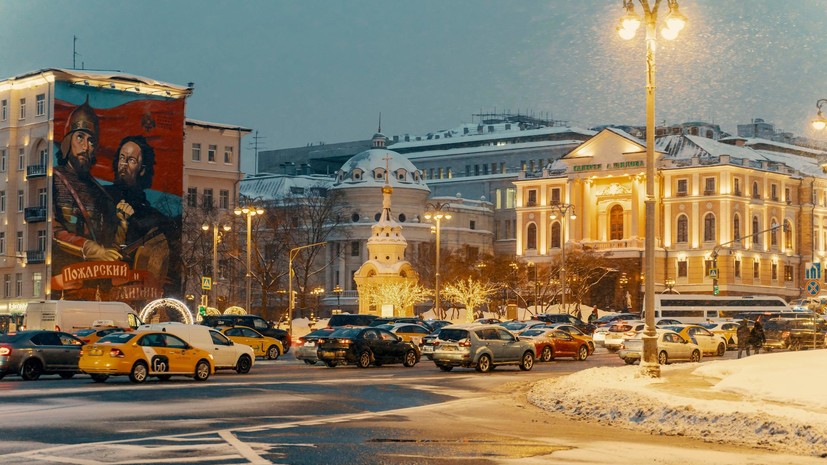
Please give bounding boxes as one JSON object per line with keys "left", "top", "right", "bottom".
{"left": 519, "top": 328, "right": 591, "bottom": 362}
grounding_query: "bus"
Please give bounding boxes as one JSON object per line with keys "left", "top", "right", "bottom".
{"left": 652, "top": 294, "right": 790, "bottom": 323}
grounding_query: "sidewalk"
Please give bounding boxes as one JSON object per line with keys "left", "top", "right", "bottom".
{"left": 527, "top": 350, "right": 827, "bottom": 458}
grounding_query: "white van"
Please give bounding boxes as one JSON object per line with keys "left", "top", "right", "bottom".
{"left": 24, "top": 300, "right": 141, "bottom": 332}
{"left": 138, "top": 322, "right": 255, "bottom": 374}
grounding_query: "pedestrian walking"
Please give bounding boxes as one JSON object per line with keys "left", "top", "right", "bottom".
{"left": 588, "top": 308, "right": 599, "bottom": 324}
{"left": 749, "top": 320, "right": 766, "bottom": 355}
{"left": 736, "top": 319, "right": 751, "bottom": 358}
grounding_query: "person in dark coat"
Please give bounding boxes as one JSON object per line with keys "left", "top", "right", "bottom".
{"left": 736, "top": 319, "right": 752, "bottom": 358}
{"left": 749, "top": 320, "right": 766, "bottom": 355}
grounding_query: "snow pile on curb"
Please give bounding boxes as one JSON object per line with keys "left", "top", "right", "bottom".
{"left": 527, "top": 352, "right": 827, "bottom": 457}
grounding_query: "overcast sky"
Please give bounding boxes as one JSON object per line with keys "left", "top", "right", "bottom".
{"left": 2, "top": 0, "right": 825, "bottom": 174}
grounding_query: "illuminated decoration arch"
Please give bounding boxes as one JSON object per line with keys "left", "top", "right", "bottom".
{"left": 140, "top": 298, "right": 193, "bottom": 324}
{"left": 205, "top": 307, "right": 221, "bottom": 316}
{"left": 223, "top": 306, "right": 247, "bottom": 315}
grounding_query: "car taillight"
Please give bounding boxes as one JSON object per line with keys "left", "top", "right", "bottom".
{"left": 296, "top": 337, "right": 305, "bottom": 345}
{"left": 336, "top": 338, "right": 351, "bottom": 345}
{"left": 0, "top": 344, "right": 11, "bottom": 357}
{"left": 781, "top": 331, "right": 790, "bottom": 338}
{"left": 458, "top": 339, "right": 472, "bottom": 347}
{"left": 109, "top": 348, "right": 125, "bottom": 358}
{"left": 432, "top": 340, "right": 440, "bottom": 347}
{"left": 619, "top": 343, "right": 626, "bottom": 350}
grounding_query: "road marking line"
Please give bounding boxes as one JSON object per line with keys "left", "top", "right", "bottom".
{"left": 218, "top": 430, "right": 269, "bottom": 465}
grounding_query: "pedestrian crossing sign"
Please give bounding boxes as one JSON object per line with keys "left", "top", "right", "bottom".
{"left": 202, "top": 276, "right": 212, "bottom": 290}
{"left": 805, "top": 262, "right": 822, "bottom": 280}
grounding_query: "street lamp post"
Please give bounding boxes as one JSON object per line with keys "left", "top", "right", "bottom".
{"left": 333, "top": 284, "right": 343, "bottom": 309}
{"left": 617, "top": 0, "right": 686, "bottom": 377}
{"left": 423, "top": 202, "right": 452, "bottom": 318}
{"left": 234, "top": 203, "right": 265, "bottom": 313}
{"left": 619, "top": 272, "right": 629, "bottom": 311}
{"left": 288, "top": 242, "right": 327, "bottom": 337}
{"left": 527, "top": 261, "right": 538, "bottom": 313}
{"left": 549, "top": 203, "right": 576, "bottom": 310}
{"left": 201, "top": 222, "right": 231, "bottom": 308}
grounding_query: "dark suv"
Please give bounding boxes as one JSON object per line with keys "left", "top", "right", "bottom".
{"left": 200, "top": 315, "right": 291, "bottom": 353}
{"left": 763, "top": 318, "right": 827, "bottom": 351}
{"left": 327, "top": 313, "right": 378, "bottom": 328}
{"left": 535, "top": 313, "right": 596, "bottom": 334}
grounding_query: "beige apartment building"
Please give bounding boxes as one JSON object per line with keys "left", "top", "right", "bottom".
{"left": 0, "top": 68, "right": 247, "bottom": 329}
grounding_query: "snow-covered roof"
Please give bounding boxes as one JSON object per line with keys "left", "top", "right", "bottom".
{"left": 388, "top": 125, "right": 595, "bottom": 150}
{"left": 331, "top": 148, "right": 430, "bottom": 193}
{"left": 404, "top": 139, "right": 584, "bottom": 161}
{"left": 239, "top": 174, "right": 333, "bottom": 201}
{"left": 6, "top": 68, "right": 191, "bottom": 92}
{"left": 186, "top": 118, "right": 252, "bottom": 133}
{"left": 744, "top": 137, "right": 827, "bottom": 157}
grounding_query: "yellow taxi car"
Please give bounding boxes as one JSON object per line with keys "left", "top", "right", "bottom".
{"left": 79, "top": 330, "right": 214, "bottom": 383}
{"left": 220, "top": 326, "right": 284, "bottom": 360}
{"left": 375, "top": 323, "right": 431, "bottom": 346}
{"left": 73, "top": 326, "right": 127, "bottom": 345}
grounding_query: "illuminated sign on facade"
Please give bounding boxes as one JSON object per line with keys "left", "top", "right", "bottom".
{"left": 50, "top": 82, "right": 184, "bottom": 304}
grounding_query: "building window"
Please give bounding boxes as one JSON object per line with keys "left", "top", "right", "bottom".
{"left": 37, "top": 230, "right": 46, "bottom": 251}
{"left": 494, "top": 189, "right": 502, "bottom": 210}
{"left": 219, "top": 189, "right": 229, "bottom": 209}
{"left": 771, "top": 220, "right": 778, "bottom": 246}
{"left": 752, "top": 181, "right": 760, "bottom": 199}
{"left": 186, "top": 187, "right": 197, "bottom": 207}
{"left": 703, "top": 213, "right": 715, "bottom": 242}
{"left": 550, "top": 222, "right": 561, "bottom": 248}
{"left": 0, "top": 149, "right": 5, "bottom": 171}
{"left": 38, "top": 188, "right": 47, "bottom": 207}
{"left": 677, "top": 260, "right": 688, "bottom": 278}
{"left": 527, "top": 190, "right": 537, "bottom": 206}
{"left": 1, "top": 99, "right": 6, "bottom": 121}
{"left": 550, "top": 188, "right": 561, "bottom": 204}
{"left": 208, "top": 145, "right": 217, "bottom": 162}
{"left": 752, "top": 216, "right": 760, "bottom": 246}
{"left": 609, "top": 205, "right": 623, "bottom": 240}
{"left": 785, "top": 187, "right": 791, "bottom": 204}
{"left": 18, "top": 98, "right": 26, "bottom": 119}
{"left": 526, "top": 223, "right": 537, "bottom": 250}
{"left": 770, "top": 184, "right": 778, "bottom": 201}
{"left": 0, "top": 190, "right": 5, "bottom": 212}
{"left": 33, "top": 272, "right": 42, "bottom": 297}
{"left": 733, "top": 214, "right": 741, "bottom": 241}
{"left": 16, "top": 231, "right": 23, "bottom": 253}
{"left": 734, "top": 178, "right": 741, "bottom": 196}
{"left": 16, "top": 273, "right": 22, "bottom": 297}
{"left": 676, "top": 215, "right": 688, "bottom": 243}
{"left": 224, "top": 146, "right": 233, "bottom": 164}
{"left": 771, "top": 262, "right": 778, "bottom": 280}
{"left": 676, "top": 179, "right": 688, "bottom": 196}
{"left": 704, "top": 259, "right": 713, "bottom": 277}
{"left": 753, "top": 260, "right": 760, "bottom": 279}
{"left": 734, "top": 259, "right": 741, "bottom": 278}
{"left": 351, "top": 241, "right": 360, "bottom": 257}
{"left": 0, "top": 232, "right": 4, "bottom": 255}
{"left": 203, "top": 188, "right": 214, "bottom": 209}
{"left": 191, "top": 143, "right": 201, "bottom": 161}
{"left": 17, "top": 190, "right": 24, "bottom": 212}
{"left": 36, "top": 94, "right": 45, "bottom": 116}
{"left": 704, "top": 177, "right": 715, "bottom": 195}
{"left": 3, "top": 274, "right": 9, "bottom": 298}
{"left": 505, "top": 188, "right": 516, "bottom": 209}
{"left": 784, "top": 220, "right": 793, "bottom": 248}
{"left": 469, "top": 220, "right": 476, "bottom": 230}
{"left": 784, "top": 265, "right": 793, "bottom": 282}
{"left": 18, "top": 148, "right": 24, "bottom": 171}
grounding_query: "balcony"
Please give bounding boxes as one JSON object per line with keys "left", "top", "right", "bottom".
{"left": 26, "top": 250, "right": 45, "bottom": 264}
{"left": 24, "top": 206, "right": 47, "bottom": 222}
{"left": 27, "top": 164, "right": 46, "bottom": 178}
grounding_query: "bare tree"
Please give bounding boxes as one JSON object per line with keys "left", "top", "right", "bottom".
{"left": 442, "top": 277, "right": 501, "bottom": 322}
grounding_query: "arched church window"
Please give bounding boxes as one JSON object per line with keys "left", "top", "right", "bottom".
{"left": 610, "top": 205, "right": 623, "bottom": 240}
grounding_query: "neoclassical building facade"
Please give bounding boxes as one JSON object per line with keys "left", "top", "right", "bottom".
{"left": 515, "top": 128, "right": 827, "bottom": 306}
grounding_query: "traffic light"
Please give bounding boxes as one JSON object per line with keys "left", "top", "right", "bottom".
{"left": 713, "top": 284, "right": 719, "bottom": 295}
{"left": 198, "top": 305, "right": 206, "bottom": 316}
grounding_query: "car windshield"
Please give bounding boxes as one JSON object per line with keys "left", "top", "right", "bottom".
{"left": 328, "top": 328, "right": 362, "bottom": 338}
{"left": 521, "top": 329, "right": 546, "bottom": 337}
{"left": 98, "top": 332, "right": 137, "bottom": 344}
{"left": 501, "top": 321, "right": 526, "bottom": 330}
{"left": 439, "top": 329, "right": 469, "bottom": 342}
{"left": 74, "top": 328, "right": 97, "bottom": 336}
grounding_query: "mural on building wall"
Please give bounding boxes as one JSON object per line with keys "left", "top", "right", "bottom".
{"left": 50, "top": 82, "right": 184, "bottom": 305}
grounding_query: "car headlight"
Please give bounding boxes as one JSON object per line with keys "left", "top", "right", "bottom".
{"left": 208, "top": 354, "right": 214, "bottom": 360}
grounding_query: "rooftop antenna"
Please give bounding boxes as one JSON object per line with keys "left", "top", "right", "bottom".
{"left": 247, "top": 130, "right": 268, "bottom": 175}
{"left": 378, "top": 112, "right": 382, "bottom": 133}
{"left": 72, "top": 35, "right": 81, "bottom": 69}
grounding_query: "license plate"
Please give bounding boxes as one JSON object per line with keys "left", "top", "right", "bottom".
{"left": 422, "top": 345, "right": 433, "bottom": 353}
{"left": 304, "top": 341, "right": 315, "bottom": 347}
